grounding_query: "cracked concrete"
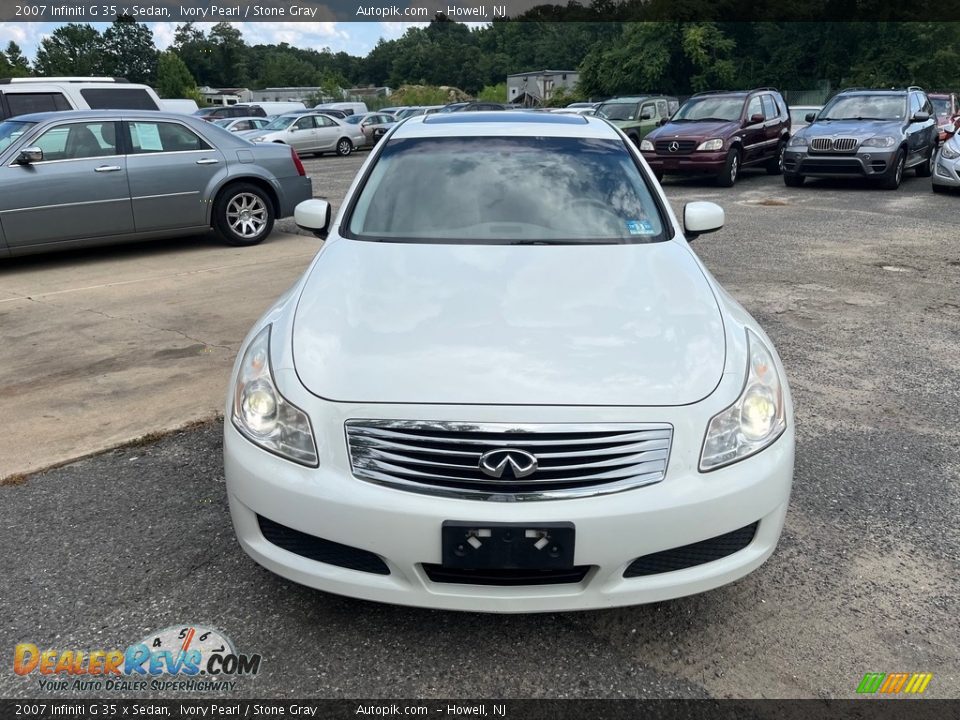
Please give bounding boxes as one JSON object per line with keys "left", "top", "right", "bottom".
{"left": 0, "top": 231, "right": 322, "bottom": 479}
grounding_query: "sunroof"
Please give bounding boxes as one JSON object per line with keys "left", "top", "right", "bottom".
{"left": 424, "top": 112, "right": 588, "bottom": 125}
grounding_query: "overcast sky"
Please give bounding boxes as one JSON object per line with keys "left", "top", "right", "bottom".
{"left": 0, "top": 22, "right": 430, "bottom": 61}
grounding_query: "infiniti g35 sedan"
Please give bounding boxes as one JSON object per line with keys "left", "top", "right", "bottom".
{"left": 224, "top": 112, "right": 795, "bottom": 612}
{"left": 0, "top": 110, "right": 312, "bottom": 257}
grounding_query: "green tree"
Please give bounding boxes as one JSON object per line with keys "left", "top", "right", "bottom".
{"left": 208, "top": 22, "right": 247, "bottom": 87}
{"left": 173, "top": 23, "right": 215, "bottom": 86}
{"left": 156, "top": 50, "right": 198, "bottom": 98}
{"left": 34, "top": 24, "right": 104, "bottom": 76}
{"left": 4, "top": 42, "right": 30, "bottom": 76}
{"left": 477, "top": 83, "right": 507, "bottom": 102}
{"left": 103, "top": 16, "right": 158, "bottom": 84}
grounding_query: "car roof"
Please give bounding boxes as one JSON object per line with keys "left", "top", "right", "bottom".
{"left": 394, "top": 111, "right": 617, "bottom": 140}
{"left": 6, "top": 109, "right": 202, "bottom": 123}
{"left": 600, "top": 96, "right": 660, "bottom": 102}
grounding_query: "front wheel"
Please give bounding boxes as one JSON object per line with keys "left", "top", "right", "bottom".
{"left": 784, "top": 173, "right": 804, "bottom": 187}
{"left": 336, "top": 138, "right": 353, "bottom": 156}
{"left": 880, "top": 149, "right": 905, "bottom": 190}
{"left": 716, "top": 148, "right": 740, "bottom": 187}
{"left": 766, "top": 141, "right": 786, "bottom": 175}
{"left": 213, "top": 183, "right": 275, "bottom": 247}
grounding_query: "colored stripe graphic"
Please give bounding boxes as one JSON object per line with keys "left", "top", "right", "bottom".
{"left": 858, "top": 672, "right": 932, "bottom": 694}
{"left": 857, "top": 673, "right": 886, "bottom": 693}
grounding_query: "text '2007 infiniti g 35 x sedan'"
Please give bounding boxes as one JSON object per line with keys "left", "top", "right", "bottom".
{"left": 224, "top": 112, "right": 795, "bottom": 613}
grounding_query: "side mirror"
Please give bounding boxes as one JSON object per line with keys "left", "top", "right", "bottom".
{"left": 17, "top": 147, "right": 43, "bottom": 164}
{"left": 805, "top": 112, "right": 817, "bottom": 123}
{"left": 911, "top": 112, "right": 930, "bottom": 123}
{"left": 295, "top": 199, "right": 332, "bottom": 240}
{"left": 641, "top": 111, "right": 653, "bottom": 120}
{"left": 683, "top": 201, "right": 724, "bottom": 241}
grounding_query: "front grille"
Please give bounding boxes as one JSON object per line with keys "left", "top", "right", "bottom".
{"left": 809, "top": 137, "right": 859, "bottom": 153}
{"left": 422, "top": 564, "right": 591, "bottom": 586}
{"left": 257, "top": 515, "right": 390, "bottom": 575}
{"left": 655, "top": 139, "right": 697, "bottom": 155}
{"left": 623, "top": 522, "right": 759, "bottom": 577}
{"left": 800, "top": 159, "right": 864, "bottom": 174}
{"left": 345, "top": 421, "right": 673, "bottom": 500}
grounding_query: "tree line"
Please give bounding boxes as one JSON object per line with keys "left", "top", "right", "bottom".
{"left": 2, "top": 15, "right": 957, "bottom": 101}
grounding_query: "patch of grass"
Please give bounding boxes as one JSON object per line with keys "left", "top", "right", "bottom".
{"left": 0, "top": 473, "right": 29, "bottom": 487}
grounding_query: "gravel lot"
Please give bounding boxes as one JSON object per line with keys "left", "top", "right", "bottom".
{"left": 2, "top": 152, "right": 958, "bottom": 700}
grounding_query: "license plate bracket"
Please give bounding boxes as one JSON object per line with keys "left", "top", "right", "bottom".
{"left": 441, "top": 521, "right": 575, "bottom": 570}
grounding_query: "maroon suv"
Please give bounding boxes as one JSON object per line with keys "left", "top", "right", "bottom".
{"left": 641, "top": 88, "right": 792, "bottom": 187}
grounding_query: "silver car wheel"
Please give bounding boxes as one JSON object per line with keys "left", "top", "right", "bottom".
{"left": 226, "top": 193, "right": 268, "bottom": 239}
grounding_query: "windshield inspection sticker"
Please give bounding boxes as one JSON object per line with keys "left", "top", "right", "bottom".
{"left": 626, "top": 219, "right": 655, "bottom": 235}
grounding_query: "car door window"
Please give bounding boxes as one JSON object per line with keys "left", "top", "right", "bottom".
{"left": 761, "top": 95, "right": 778, "bottom": 120}
{"left": 33, "top": 122, "right": 119, "bottom": 161}
{"left": 294, "top": 116, "right": 316, "bottom": 131}
{"left": 655, "top": 100, "right": 668, "bottom": 119}
{"left": 5, "top": 92, "right": 71, "bottom": 116}
{"left": 316, "top": 116, "right": 336, "bottom": 128}
{"left": 234, "top": 120, "right": 252, "bottom": 131}
{"left": 746, "top": 97, "right": 763, "bottom": 121}
{"left": 640, "top": 103, "right": 655, "bottom": 120}
{"left": 909, "top": 94, "right": 921, "bottom": 117}
{"left": 128, "top": 121, "right": 211, "bottom": 154}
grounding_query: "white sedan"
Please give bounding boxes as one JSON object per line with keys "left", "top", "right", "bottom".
{"left": 224, "top": 112, "right": 794, "bottom": 612}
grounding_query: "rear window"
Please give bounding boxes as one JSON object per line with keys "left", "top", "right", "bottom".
{"left": 80, "top": 88, "right": 158, "bottom": 110}
{"left": 3, "top": 92, "right": 71, "bottom": 117}
{"left": 347, "top": 136, "right": 666, "bottom": 244}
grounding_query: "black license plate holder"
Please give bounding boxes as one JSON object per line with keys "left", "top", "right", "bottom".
{"left": 441, "top": 521, "right": 575, "bottom": 570}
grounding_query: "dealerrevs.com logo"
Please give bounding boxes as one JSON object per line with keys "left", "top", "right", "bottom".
{"left": 14, "top": 625, "right": 262, "bottom": 692}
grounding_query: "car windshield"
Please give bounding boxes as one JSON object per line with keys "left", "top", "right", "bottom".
{"left": 820, "top": 95, "right": 905, "bottom": 121}
{"left": 672, "top": 96, "right": 744, "bottom": 122}
{"left": 597, "top": 102, "right": 641, "bottom": 121}
{"left": 931, "top": 98, "right": 950, "bottom": 118}
{"left": 0, "top": 120, "right": 34, "bottom": 152}
{"left": 347, "top": 136, "right": 665, "bottom": 244}
{"left": 261, "top": 115, "right": 297, "bottom": 131}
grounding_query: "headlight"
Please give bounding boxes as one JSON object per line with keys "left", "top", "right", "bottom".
{"left": 861, "top": 136, "right": 896, "bottom": 148}
{"left": 700, "top": 329, "right": 787, "bottom": 471}
{"left": 232, "top": 325, "right": 318, "bottom": 466}
{"left": 941, "top": 142, "right": 960, "bottom": 160}
{"left": 640, "top": 139, "right": 654, "bottom": 151}
{"left": 788, "top": 135, "right": 807, "bottom": 147}
{"left": 696, "top": 138, "right": 724, "bottom": 151}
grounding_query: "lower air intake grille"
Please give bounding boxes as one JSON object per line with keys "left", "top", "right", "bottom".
{"left": 623, "top": 522, "right": 759, "bottom": 577}
{"left": 257, "top": 515, "right": 390, "bottom": 575}
{"left": 422, "top": 564, "right": 591, "bottom": 586}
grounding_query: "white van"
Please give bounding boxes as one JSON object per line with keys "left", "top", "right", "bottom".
{"left": 0, "top": 77, "right": 162, "bottom": 121}
{"left": 314, "top": 101, "right": 368, "bottom": 117}
{"left": 243, "top": 101, "right": 307, "bottom": 116}
{"left": 158, "top": 98, "right": 200, "bottom": 114}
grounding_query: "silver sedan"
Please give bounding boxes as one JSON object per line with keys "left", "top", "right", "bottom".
{"left": 241, "top": 112, "right": 365, "bottom": 157}
{"left": 0, "top": 110, "right": 313, "bottom": 257}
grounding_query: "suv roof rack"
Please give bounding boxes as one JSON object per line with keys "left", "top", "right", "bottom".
{"left": 838, "top": 86, "right": 923, "bottom": 94}
{"left": 690, "top": 87, "right": 778, "bottom": 98}
{"left": 0, "top": 77, "right": 129, "bottom": 85}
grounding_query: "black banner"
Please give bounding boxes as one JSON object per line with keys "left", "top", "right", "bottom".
{"left": 2, "top": 0, "right": 960, "bottom": 22}
{"left": 0, "top": 699, "right": 956, "bottom": 720}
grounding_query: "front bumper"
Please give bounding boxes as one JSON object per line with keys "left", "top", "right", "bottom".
{"left": 642, "top": 151, "right": 728, "bottom": 175}
{"left": 932, "top": 150, "right": 960, "bottom": 188}
{"left": 783, "top": 148, "right": 896, "bottom": 178}
{"left": 224, "top": 395, "right": 794, "bottom": 613}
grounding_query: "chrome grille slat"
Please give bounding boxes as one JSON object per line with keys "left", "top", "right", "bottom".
{"left": 345, "top": 420, "right": 673, "bottom": 501}
{"left": 810, "top": 137, "right": 859, "bottom": 153}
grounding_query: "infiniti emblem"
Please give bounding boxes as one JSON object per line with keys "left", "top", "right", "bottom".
{"left": 478, "top": 449, "right": 538, "bottom": 479}
{"left": 668, "top": 141, "right": 680, "bottom": 152}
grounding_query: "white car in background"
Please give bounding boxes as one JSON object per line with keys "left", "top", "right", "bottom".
{"left": 214, "top": 117, "right": 271, "bottom": 133}
{"left": 242, "top": 112, "right": 364, "bottom": 157}
{"left": 224, "top": 112, "right": 794, "bottom": 612}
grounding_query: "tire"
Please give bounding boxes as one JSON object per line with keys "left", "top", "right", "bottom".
{"left": 784, "top": 173, "right": 804, "bottom": 187}
{"left": 716, "top": 148, "right": 740, "bottom": 187}
{"left": 336, "top": 138, "right": 353, "bottom": 156}
{"left": 627, "top": 133, "right": 640, "bottom": 147}
{"left": 915, "top": 147, "right": 933, "bottom": 178}
{"left": 766, "top": 141, "right": 786, "bottom": 175}
{"left": 880, "top": 149, "right": 905, "bottom": 190}
{"left": 212, "top": 182, "right": 275, "bottom": 247}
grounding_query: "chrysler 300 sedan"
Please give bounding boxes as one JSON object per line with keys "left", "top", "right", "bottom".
{"left": 224, "top": 112, "right": 795, "bottom": 612}
{"left": 0, "top": 110, "right": 312, "bottom": 257}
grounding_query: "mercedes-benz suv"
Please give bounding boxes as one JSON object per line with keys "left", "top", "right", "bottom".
{"left": 782, "top": 87, "right": 938, "bottom": 189}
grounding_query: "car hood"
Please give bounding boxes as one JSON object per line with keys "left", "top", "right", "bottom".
{"left": 800, "top": 119, "right": 903, "bottom": 139}
{"left": 650, "top": 120, "right": 741, "bottom": 141}
{"left": 291, "top": 239, "right": 726, "bottom": 406}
